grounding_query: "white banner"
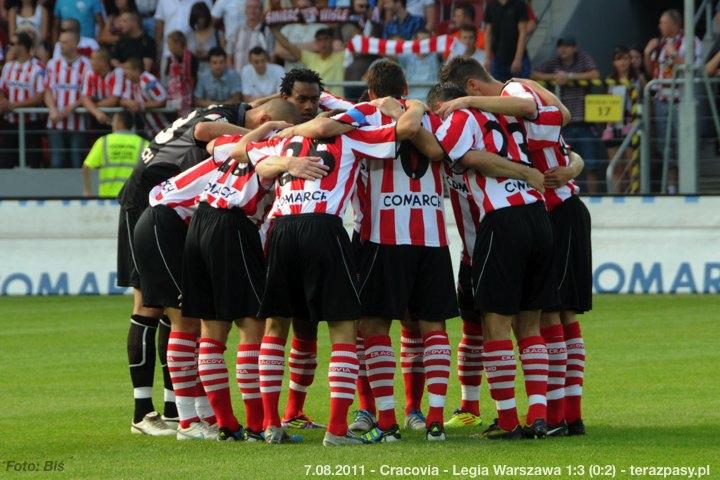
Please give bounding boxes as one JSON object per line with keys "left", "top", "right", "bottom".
{"left": 0, "top": 197, "right": 718, "bottom": 295}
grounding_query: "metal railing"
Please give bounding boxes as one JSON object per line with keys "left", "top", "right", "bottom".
{"left": 12, "top": 106, "right": 178, "bottom": 169}
{"left": 640, "top": 75, "right": 720, "bottom": 193}
{"left": 606, "top": 121, "right": 642, "bottom": 194}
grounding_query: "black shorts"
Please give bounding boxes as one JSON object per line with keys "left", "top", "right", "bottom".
{"left": 182, "top": 203, "right": 266, "bottom": 321}
{"left": 547, "top": 196, "right": 593, "bottom": 313}
{"left": 259, "top": 213, "right": 361, "bottom": 323}
{"left": 357, "top": 242, "right": 458, "bottom": 322}
{"left": 472, "top": 202, "right": 556, "bottom": 315}
{"left": 457, "top": 260, "right": 481, "bottom": 322}
{"left": 133, "top": 205, "right": 187, "bottom": 309}
{"left": 117, "top": 206, "right": 143, "bottom": 288}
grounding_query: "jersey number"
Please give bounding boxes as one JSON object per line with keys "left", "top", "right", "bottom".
{"left": 279, "top": 140, "right": 335, "bottom": 186}
{"left": 152, "top": 110, "right": 199, "bottom": 145}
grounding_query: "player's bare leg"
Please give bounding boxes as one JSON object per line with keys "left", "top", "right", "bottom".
{"left": 540, "top": 312, "right": 569, "bottom": 436}
{"left": 560, "top": 311, "right": 585, "bottom": 435}
{"left": 399, "top": 317, "right": 426, "bottom": 431}
{"left": 480, "top": 313, "right": 523, "bottom": 439}
{"left": 282, "top": 319, "right": 324, "bottom": 429}
{"left": 356, "top": 317, "right": 400, "bottom": 442}
{"left": 323, "top": 320, "right": 365, "bottom": 446}
{"left": 417, "top": 319, "right": 451, "bottom": 441}
{"left": 128, "top": 288, "right": 169, "bottom": 434}
{"left": 513, "top": 310, "right": 549, "bottom": 438}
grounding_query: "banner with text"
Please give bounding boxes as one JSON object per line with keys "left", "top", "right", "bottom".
{"left": 0, "top": 197, "right": 718, "bottom": 295}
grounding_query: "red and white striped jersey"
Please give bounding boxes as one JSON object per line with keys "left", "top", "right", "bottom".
{"left": 501, "top": 81, "right": 579, "bottom": 210}
{"left": 246, "top": 125, "right": 398, "bottom": 219}
{"left": 319, "top": 90, "right": 355, "bottom": 112}
{"left": 198, "top": 134, "right": 275, "bottom": 221}
{"left": 81, "top": 67, "right": 128, "bottom": 100}
{"left": 0, "top": 59, "right": 45, "bottom": 123}
{"left": 332, "top": 103, "right": 448, "bottom": 247}
{"left": 44, "top": 55, "right": 91, "bottom": 130}
{"left": 127, "top": 71, "right": 168, "bottom": 136}
{"left": 436, "top": 108, "right": 543, "bottom": 216}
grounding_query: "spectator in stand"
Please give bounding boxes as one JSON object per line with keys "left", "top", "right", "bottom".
{"left": 603, "top": 46, "right": 642, "bottom": 193}
{"left": 629, "top": 46, "right": 648, "bottom": 85}
{"left": 135, "top": 0, "right": 158, "bottom": 38}
{"left": 52, "top": 18, "right": 99, "bottom": 59}
{"left": 705, "top": 37, "right": 720, "bottom": 77}
{"left": 111, "top": 12, "right": 157, "bottom": 72}
{"left": 644, "top": 8, "right": 701, "bottom": 193}
{"left": 82, "top": 111, "right": 147, "bottom": 197}
{"left": 442, "top": 3, "right": 484, "bottom": 59}
{"left": 121, "top": 56, "right": 168, "bottom": 136}
{"left": 163, "top": 31, "right": 197, "bottom": 115}
{"left": 154, "top": 0, "right": 212, "bottom": 67}
{"left": 405, "top": 0, "right": 435, "bottom": 33}
{"left": 211, "top": 0, "right": 246, "bottom": 46}
{"left": 533, "top": 37, "right": 604, "bottom": 193}
{"left": 484, "top": 0, "right": 530, "bottom": 81}
{"left": 274, "top": 0, "right": 324, "bottom": 72}
{"left": 273, "top": 26, "right": 346, "bottom": 96}
{"left": 346, "top": 0, "right": 379, "bottom": 37}
{"left": 229, "top": 0, "right": 274, "bottom": 72}
{"left": 98, "top": 0, "right": 138, "bottom": 47}
{"left": 447, "top": 25, "right": 485, "bottom": 64}
{"left": 53, "top": 0, "right": 104, "bottom": 40}
{"left": 187, "top": 2, "right": 223, "bottom": 78}
{"left": 80, "top": 48, "right": 128, "bottom": 127}
{"left": 240, "top": 46, "right": 284, "bottom": 102}
{"left": 44, "top": 28, "right": 92, "bottom": 168}
{"left": 0, "top": 31, "right": 46, "bottom": 168}
{"left": 382, "top": 0, "right": 425, "bottom": 40}
{"left": 526, "top": 0, "right": 536, "bottom": 35}
{"left": 398, "top": 28, "right": 439, "bottom": 101}
{"left": 194, "top": 46, "right": 242, "bottom": 105}
{"left": 7, "top": 0, "right": 49, "bottom": 45}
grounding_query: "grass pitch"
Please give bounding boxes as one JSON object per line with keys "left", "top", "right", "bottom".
{"left": 1, "top": 295, "right": 719, "bottom": 479}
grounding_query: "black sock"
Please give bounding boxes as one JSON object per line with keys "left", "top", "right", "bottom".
{"left": 128, "top": 314, "right": 159, "bottom": 423}
{"left": 157, "top": 316, "right": 178, "bottom": 419}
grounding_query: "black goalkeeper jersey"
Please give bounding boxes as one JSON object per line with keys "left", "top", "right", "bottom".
{"left": 118, "top": 103, "right": 250, "bottom": 209}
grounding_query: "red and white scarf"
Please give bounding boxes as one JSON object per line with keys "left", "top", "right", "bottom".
{"left": 347, "top": 34, "right": 456, "bottom": 56}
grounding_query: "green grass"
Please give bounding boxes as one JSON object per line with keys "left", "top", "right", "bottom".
{"left": 1, "top": 295, "right": 719, "bottom": 479}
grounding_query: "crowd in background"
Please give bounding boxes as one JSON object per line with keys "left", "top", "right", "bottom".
{"left": 1, "top": 0, "right": 719, "bottom": 193}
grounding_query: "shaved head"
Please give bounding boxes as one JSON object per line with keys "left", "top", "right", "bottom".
{"left": 248, "top": 98, "right": 302, "bottom": 128}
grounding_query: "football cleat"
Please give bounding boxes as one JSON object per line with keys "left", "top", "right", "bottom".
{"left": 444, "top": 409, "right": 483, "bottom": 428}
{"left": 361, "top": 424, "right": 401, "bottom": 443}
{"left": 161, "top": 415, "right": 179, "bottom": 430}
{"left": 323, "top": 431, "right": 367, "bottom": 447}
{"left": 426, "top": 422, "right": 447, "bottom": 441}
{"left": 217, "top": 426, "right": 246, "bottom": 441}
{"left": 202, "top": 421, "right": 219, "bottom": 440}
{"left": 404, "top": 410, "right": 427, "bottom": 430}
{"left": 264, "top": 426, "right": 303, "bottom": 444}
{"left": 177, "top": 421, "right": 216, "bottom": 440}
{"left": 244, "top": 428, "right": 265, "bottom": 442}
{"left": 281, "top": 412, "right": 326, "bottom": 430}
{"left": 567, "top": 419, "right": 586, "bottom": 436}
{"left": 546, "top": 421, "right": 569, "bottom": 437}
{"left": 131, "top": 411, "right": 176, "bottom": 436}
{"left": 481, "top": 419, "right": 523, "bottom": 440}
{"left": 348, "top": 410, "right": 377, "bottom": 433}
{"left": 522, "top": 419, "right": 548, "bottom": 439}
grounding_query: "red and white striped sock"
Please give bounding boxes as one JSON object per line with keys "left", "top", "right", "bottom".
{"left": 283, "top": 337, "right": 317, "bottom": 420}
{"left": 236, "top": 343, "right": 263, "bottom": 432}
{"left": 564, "top": 322, "right": 585, "bottom": 423}
{"left": 194, "top": 338, "right": 216, "bottom": 425}
{"left": 258, "top": 335, "right": 286, "bottom": 429}
{"left": 198, "top": 337, "right": 240, "bottom": 431}
{"left": 483, "top": 339, "right": 519, "bottom": 431}
{"left": 327, "top": 343, "right": 359, "bottom": 437}
{"left": 457, "top": 321, "right": 483, "bottom": 416}
{"left": 541, "top": 324, "right": 567, "bottom": 426}
{"left": 167, "top": 332, "right": 200, "bottom": 428}
{"left": 518, "top": 336, "right": 549, "bottom": 424}
{"left": 423, "top": 331, "right": 451, "bottom": 427}
{"left": 365, "top": 335, "right": 396, "bottom": 430}
{"left": 356, "top": 332, "right": 376, "bottom": 415}
{"left": 400, "top": 329, "right": 425, "bottom": 415}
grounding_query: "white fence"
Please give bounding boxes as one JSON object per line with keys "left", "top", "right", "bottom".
{"left": 0, "top": 196, "right": 718, "bottom": 295}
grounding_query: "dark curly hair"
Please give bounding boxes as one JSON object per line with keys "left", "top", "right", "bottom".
{"left": 280, "top": 68, "right": 324, "bottom": 96}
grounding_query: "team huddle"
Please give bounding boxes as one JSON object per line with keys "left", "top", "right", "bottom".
{"left": 117, "top": 56, "right": 591, "bottom": 446}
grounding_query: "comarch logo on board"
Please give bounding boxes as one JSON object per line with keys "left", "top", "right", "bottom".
{"left": 1, "top": 262, "right": 720, "bottom": 295}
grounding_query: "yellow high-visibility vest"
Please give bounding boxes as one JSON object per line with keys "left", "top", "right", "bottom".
{"left": 83, "top": 131, "right": 148, "bottom": 197}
